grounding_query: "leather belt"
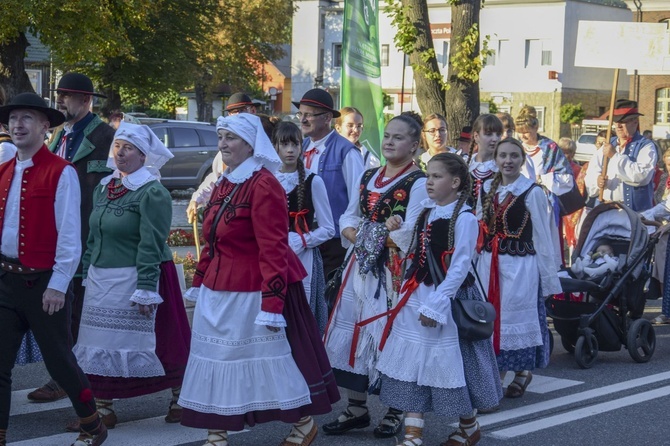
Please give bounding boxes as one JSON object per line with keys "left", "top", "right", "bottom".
{"left": 0, "top": 257, "right": 50, "bottom": 275}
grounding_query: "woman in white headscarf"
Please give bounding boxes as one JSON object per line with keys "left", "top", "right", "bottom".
{"left": 71, "top": 122, "right": 192, "bottom": 429}
{"left": 178, "top": 114, "right": 339, "bottom": 446}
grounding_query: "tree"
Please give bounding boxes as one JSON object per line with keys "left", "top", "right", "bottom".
{"left": 560, "top": 103, "right": 586, "bottom": 126}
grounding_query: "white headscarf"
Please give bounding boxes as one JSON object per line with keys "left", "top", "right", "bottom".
{"left": 106, "top": 121, "right": 173, "bottom": 178}
{"left": 216, "top": 114, "right": 281, "bottom": 177}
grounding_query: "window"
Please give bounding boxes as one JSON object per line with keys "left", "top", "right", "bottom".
{"left": 442, "top": 41, "right": 449, "bottom": 68}
{"left": 198, "top": 129, "right": 218, "bottom": 147}
{"left": 150, "top": 127, "right": 169, "bottom": 147}
{"left": 381, "top": 44, "right": 390, "bottom": 66}
{"left": 333, "top": 43, "right": 342, "bottom": 68}
{"left": 486, "top": 44, "right": 496, "bottom": 66}
{"left": 404, "top": 54, "right": 411, "bottom": 66}
{"left": 386, "top": 95, "right": 395, "bottom": 111}
{"left": 533, "top": 106, "right": 546, "bottom": 132}
{"left": 656, "top": 88, "right": 670, "bottom": 123}
{"left": 318, "top": 48, "right": 324, "bottom": 74}
{"left": 172, "top": 127, "right": 199, "bottom": 148}
{"left": 541, "top": 49, "right": 552, "bottom": 66}
{"left": 498, "top": 40, "right": 510, "bottom": 66}
{"left": 525, "top": 39, "right": 541, "bottom": 68}
{"left": 320, "top": 13, "right": 325, "bottom": 30}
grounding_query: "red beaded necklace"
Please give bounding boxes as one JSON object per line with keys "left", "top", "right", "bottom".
{"left": 106, "top": 178, "right": 130, "bottom": 200}
{"left": 374, "top": 162, "right": 414, "bottom": 189}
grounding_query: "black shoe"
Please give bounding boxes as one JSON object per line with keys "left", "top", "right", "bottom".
{"left": 373, "top": 409, "right": 403, "bottom": 438}
{"left": 322, "top": 411, "right": 371, "bottom": 435}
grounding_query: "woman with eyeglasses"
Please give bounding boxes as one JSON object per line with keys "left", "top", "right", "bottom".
{"left": 335, "top": 107, "right": 380, "bottom": 169}
{"left": 419, "top": 113, "right": 461, "bottom": 171}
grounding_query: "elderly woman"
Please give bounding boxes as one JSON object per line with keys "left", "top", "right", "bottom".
{"left": 178, "top": 114, "right": 338, "bottom": 446}
{"left": 71, "top": 122, "right": 191, "bottom": 428}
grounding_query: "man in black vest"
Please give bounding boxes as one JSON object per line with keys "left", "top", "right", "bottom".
{"left": 27, "top": 73, "right": 116, "bottom": 403}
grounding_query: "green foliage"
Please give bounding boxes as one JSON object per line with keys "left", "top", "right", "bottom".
{"left": 449, "top": 25, "right": 492, "bottom": 83}
{"left": 382, "top": 92, "right": 394, "bottom": 109}
{"left": 560, "top": 103, "right": 586, "bottom": 125}
{"left": 488, "top": 102, "right": 498, "bottom": 114}
{"left": 121, "top": 89, "right": 187, "bottom": 119}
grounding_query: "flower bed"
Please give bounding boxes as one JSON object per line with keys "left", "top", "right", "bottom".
{"left": 173, "top": 251, "right": 197, "bottom": 289}
{"left": 167, "top": 229, "right": 205, "bottom": 247}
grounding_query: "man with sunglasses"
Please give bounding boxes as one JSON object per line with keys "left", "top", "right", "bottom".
{"left": 293, "top": 89, "right": 364, "bottom": 277}
{"left": 585, "top": 99, "right": 657, "bottom": 211}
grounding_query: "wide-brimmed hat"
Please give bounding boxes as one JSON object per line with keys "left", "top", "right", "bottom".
{"left": 458, "top": 126, "right": 472, "bottom": 142}
{"left": 52, "top": 72, "right": 107, "bottom": 98}
{"left": 225, "top": 92, "right": 254, "bottom": 112}
{"left": 0, "top": 92, "right": 65, "bottom": 127}
{"left": 600, "top": 99, "right": 643, "bottom": 123}
{"left": 292, "top": 88, "right": 340, "bottom": 118}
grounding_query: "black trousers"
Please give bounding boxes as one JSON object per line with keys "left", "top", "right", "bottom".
{"left": 319, "top": 238, "right": 348, "bottom": 279}
{"left": 69, "top": 276, "right": 85, "bottom": 343}
{"left": 0, "top": 270, "right": 96, "bottom": 428}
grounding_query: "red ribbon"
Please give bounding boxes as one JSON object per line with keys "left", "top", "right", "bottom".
{"left": 488, "top": 233, "right": 504, "bottom": 355}
{"left": 348, "top": 275, "right": 420, "bottom": 368}
{"left": 289, "top": 209, "right": 310, "bottom": 248}
{"left": 476, "top": 220, "right": 488, "bottom": 254}
{"left": 304, "top": 147, "right": 318, "bottom": 169}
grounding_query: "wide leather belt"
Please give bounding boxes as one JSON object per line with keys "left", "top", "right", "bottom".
{"left": 0, "top": 256, "right": 50, "bottom": 275}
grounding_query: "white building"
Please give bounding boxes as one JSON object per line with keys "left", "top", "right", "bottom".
{"left": 291, "top": 0, "right": 632, "bottom": 140}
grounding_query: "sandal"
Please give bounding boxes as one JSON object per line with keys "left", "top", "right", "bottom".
{"left": 397, "top": 425, "right": 423, "bottom": 446}
{"left": 652, "top": 314, "right": 670, "bottom": 325}
{"left": 164, "top": 401, "right": 182, "bottom": 423}
{"left": 373, "top": 408, "right": 404, "bottom": 438}
{"left": 204, "top": 430, "right": 228, "bottom": 446}
{"left": 441, "top": 422, "right": 481, "bottom": 446}
{"left": 505, "top": 371, "right": 532, "bottom": 398}
{"left": 279, "top": 417, "right": 317, "bottom": 446}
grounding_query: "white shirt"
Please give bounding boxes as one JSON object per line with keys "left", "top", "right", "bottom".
{"left": 0, "top": 142, "right": 17, "bottom": 164}
{"left": 305, "top": 130, "right": 365, "bottom": 215}
{"left": 191, "top": 151, "right": 225, "bottom": 206}
{"left": 584, "top": 139, "right": 657, "bottom": 203}
{"left": 1, "top": 159, "right": 81, "bottom": 293}
{"left": 521, "top": 147, "right": 571, "bottom": 196}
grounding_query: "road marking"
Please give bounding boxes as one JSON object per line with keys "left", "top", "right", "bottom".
{"left": 477, "top": 370, "right": 670, "bottom": 427}
{"left": 502, "top": 373, "right": 583, "bottom": 394}
{"left": 8, "top": 415, "right": 248, "bottom": 446}
{"left": 489, "top": 385, "right": 670, "bottom": 438}
{"left": 9, "top": 389, "right": 71, "bottom": 416}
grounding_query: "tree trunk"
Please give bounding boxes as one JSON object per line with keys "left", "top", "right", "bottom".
{"left": 98, "top": 59, "right": 123, "bottom": 118}
{"left": 401, "top": 0, "right": 446, "bottom": 116}
{"left": 444, "top": 0, "right": 481, "bottom": 146}
{"left": 195, "top": 72, "right": 213, "bottom": 122}
{"left": 0, "top": 32, "right": 35, "bottom": 100}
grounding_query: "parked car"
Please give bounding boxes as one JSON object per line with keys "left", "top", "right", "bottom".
{"left": 575, "top": 132, "right": 598, "bottom": 163}
{"left": 146, "top": 121, "right": 218, "bottom": 190}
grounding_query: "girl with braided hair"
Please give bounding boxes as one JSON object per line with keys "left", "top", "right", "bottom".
{"left": 376, "top": 153, "right": 501, "bottom": 446}
{"left": 477, "top": 138, "right": 561, "bottom": 401}
{"left": 272, "top": 121, "right": 335, "bottom": 334}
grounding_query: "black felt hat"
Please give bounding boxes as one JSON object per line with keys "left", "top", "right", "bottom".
{"left": 292, "top": 89, "right": 340, "bottom": 118}
{"left": 0, "top": 92, "right": 65, "bottom": 127}
{"left": 52, "top": 72, "right": 107, "bottom": 98}
{"left": 600, "top": 99, "right": 643, "bottom": 123}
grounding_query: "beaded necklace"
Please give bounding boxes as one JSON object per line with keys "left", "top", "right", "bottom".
{"left": 374, "top": 161, "right": 414, "bottom": 189}
{"left": 106, "top": 178, "right": 130, "bottom": 200}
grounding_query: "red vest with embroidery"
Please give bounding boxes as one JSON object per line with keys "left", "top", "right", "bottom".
{"left": 0, "top": 145, "right": 71, "bottom": 268}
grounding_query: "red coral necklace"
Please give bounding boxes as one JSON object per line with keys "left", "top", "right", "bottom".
{"left": 374, "top": 161, "right": 414, "bottom": 189}
{"left": 107, "top": 178, "right": 130, "bottom": 200}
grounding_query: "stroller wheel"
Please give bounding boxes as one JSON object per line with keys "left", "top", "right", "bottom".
{"left": 575, "top": 334, "right": 598, "bottom": 369}
{"left": 626, "top": 319, "right": 656, "bottom": 363}
{"left": 560, "top": 335, "right": 576, "bottom": 354}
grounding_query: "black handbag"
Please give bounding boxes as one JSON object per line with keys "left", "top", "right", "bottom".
{"left": 424, "top": 225, "right": 496, "bottom": 342}
{"left": 324, "top": 250, "right": 354, "bottom": 316}
{"left": 557, "top": 177, "right": 586, "bottom": 217}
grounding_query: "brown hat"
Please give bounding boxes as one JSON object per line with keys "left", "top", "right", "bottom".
{"left": 0, "top": 92, "right": 65, "bottom": 127}
{"left": 599, "top": 99, "right": 643, "bottom": 123}
{"left": 225, "top": 92, "right": 254, "bottom": 112}
{"left": 292, "top": 88, "right": 340, "bottom": 118}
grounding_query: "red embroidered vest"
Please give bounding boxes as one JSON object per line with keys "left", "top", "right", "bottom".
{"left": 0, "top": 146, "right": 71, "bottom": 268}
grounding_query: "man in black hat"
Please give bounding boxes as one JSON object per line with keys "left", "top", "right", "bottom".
{"left": 26, "top": 72, "right": 115, "bottom": 403}
{"left": 0, "top": 93, "right": 107, "bottom": 446}
{"left": 185, "top": 92, "right": 258, "bottom": 224}
{"left": 293, "top": 88, "right": 364, "bottom": 277}
{"left": 585, "top": 99, "right": 657, "bottom": 211}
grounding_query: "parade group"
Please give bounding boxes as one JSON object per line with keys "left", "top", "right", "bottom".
{"left": 0, "top": 71, "right": 664, "bottom": 446}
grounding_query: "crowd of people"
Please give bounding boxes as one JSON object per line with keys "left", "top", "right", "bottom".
{"left": 0, "top": 72, "right": 666, "bottom": 446}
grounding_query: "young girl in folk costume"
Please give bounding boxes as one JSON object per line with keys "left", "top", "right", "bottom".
{"left": 376, "top": 153, "right": 501, "bottom": 446}
{"left": 272, "top": 121, "right": 335, "bottom": 333}
{"left": 322, "top": 115, "right": 428, "bottom": 439}
{"left": 477, "top": 138, "right": 561, "bottom": 400}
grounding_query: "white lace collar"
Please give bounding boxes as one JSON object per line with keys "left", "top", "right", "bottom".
{"left": 496, "top": 175, "right": 534, "bottom": 201}
{"left": 469, "top": 158, "right": 497, "bottom": 174}
{"left": 100, "top": 166, "right": 157, "bottom": 191}
{"left": 420, "top": 198, "right": 472, "bottom": 223}
{"left": 220, "top": 157, "right": 263, "bottom": 184}
{"left": 275, "top": 170, "right": 300, "bottom": 193}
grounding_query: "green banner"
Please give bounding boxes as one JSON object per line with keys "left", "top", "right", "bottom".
{"left": 340, "top": 0, "right": 384, "bottom": 160}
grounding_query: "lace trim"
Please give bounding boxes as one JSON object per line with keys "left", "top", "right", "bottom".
{"left": 276, "top": 171, "right": 300, "bottom": 193}
{"left": 178, "top": 395, "right": 312, "bottom": 416}
{"left": 417, "top": 305, "right": 448, "bottom": 325}
{"left": 80, "top": 306, "right": 155, "bottom": 333}
{"left": 496, "top": 176, "right": 534, "bottom": 202}
{"left": 220, "top": 157, "right": 263, "bottom": 184}
{"left": 254, "top": 311, "right": 288, "bottom": 327}
{"left": 191, "top": 330, "right": 287, "bottom": 347}
{"left": 129, "top": 289, "right": 164, "bottom": 305}
{"left": 100, "top": 167, "right": 157, "bottom": 191}
{"left": 73, "top": 345, "right": 165, "bottom": 378}
{"left": 183, "top": 287, "right": 200, "bottom": 302}
{"left": 500, "top": 330, "right": 544, "bottom": 351}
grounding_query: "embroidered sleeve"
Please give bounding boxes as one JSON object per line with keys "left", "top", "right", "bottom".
{"left": 136, "top": 183, "right": 172, "bottom": 291}
{"left": 253, "top": 175, "right": 290, "bottom": 315}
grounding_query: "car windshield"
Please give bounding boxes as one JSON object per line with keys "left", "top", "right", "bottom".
{"left": 579, "top": 134, "right": 596, "bottom": 144}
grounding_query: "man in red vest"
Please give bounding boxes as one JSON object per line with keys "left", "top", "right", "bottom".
{"left": 0, "top": 93, "right": 107, "bottom": 446}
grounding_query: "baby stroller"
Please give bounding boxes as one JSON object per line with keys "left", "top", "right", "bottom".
{"left": 546, "top": 202, "right": 658, "bottom": 369}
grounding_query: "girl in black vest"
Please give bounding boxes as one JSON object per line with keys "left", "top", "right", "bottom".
{"left": 272, "top": 121, "right": 335, "bottom": 334}
{"left": 376, "top": 153, "right": 501, "bottom": 446}
{"left": 465, "top": 114, "right": 503, "bottom": 219}
{"left": 477, "top": 138, "right": 561, "bottom": 400}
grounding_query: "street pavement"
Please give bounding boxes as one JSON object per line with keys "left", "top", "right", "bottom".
{"left": 6, "top": 298, "right": 670, "bottom": 446}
